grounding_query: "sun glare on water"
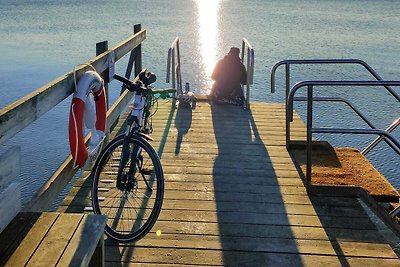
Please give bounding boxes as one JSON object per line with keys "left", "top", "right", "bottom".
{"left": 195, "top": 0, "right": 222, "bottom": 92}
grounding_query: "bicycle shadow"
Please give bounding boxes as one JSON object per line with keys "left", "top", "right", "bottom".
{"left": 211, "top": 104, "right": 303, "bottom": 265}
{"left": 103, "top": 103, "right": 177, "bottom": 266}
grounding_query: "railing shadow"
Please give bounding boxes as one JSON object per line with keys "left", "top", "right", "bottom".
{"left": 174, "top": 105, "right": 192, "bottom": 155}
{"left": 106, "top": 103, "right": 176, "bottom": 267}
{"left": 288, "top": 145, "right": 391, "bottom": 267}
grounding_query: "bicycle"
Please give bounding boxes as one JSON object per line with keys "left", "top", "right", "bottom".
{"left": 91, "top": 70, "right": 176, "bottom": 242}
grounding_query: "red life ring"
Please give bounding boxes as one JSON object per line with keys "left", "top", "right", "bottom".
{"left": 69, "top": 71, "right": 107, "bottom": 167}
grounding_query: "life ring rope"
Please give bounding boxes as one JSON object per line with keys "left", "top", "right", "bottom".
{"left": 71, "top": 103, "right": 80, "bottom": 169}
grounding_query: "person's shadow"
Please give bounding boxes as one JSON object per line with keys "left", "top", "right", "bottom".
{"left": 211, "top": 103, "right": 303, "bottom": 265}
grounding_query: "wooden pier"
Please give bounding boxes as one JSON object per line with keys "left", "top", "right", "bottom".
{"left": 1, "top": 27, "right": 399, "bottom": 266}
{"left": 59, "top": 101, "right": 400, "bottom": 266}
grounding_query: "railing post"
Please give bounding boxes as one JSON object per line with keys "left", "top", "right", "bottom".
{"left": 306, "top": 85, "right": 313, "bottom": 188}
{"left": 96, "top": 41, "right": 110, "bottom": 144}
{"left": 285, "top": 63, "right": 290, "bottom": 102}
{"left": 172, "top": 49, "right": 176, "bottom": 89}
{"left": 134, "top": 24, "right": 142, "bottom": 77}
{"left": 285, "top": 63, "right": 291, "bottom": 145}
{"left": 166, "top": 37, "right": 182, "bottom": 97}
{"left": 96, "top": 41, "right": 109, "bottom": 110}
{"left": 246, "top": 47, "right": 251, "bottom": 109}
{"left": 123, "top": 24, "right": 141, "bottom": 84}
{"left": 176, "top": 39, "right": 182, "bottom": 94}
{"left": 166, "top": 49, "right": 171, "bottom": 83}
{"left": 242, "top": 38, "right": 254, "bottom": 109}
{"left": 241, "top": 41, "right": 245, "bottom": 66}
{"left": 286, "top": 96, "right": 291, "bottom": 149}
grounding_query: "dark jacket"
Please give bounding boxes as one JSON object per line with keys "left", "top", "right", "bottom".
{"left": 211, "top": 54, "right": 247, "bottom": 100}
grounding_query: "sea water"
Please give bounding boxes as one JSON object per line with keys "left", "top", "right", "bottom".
{"left": 0, "top": 0, "right": 399, "bottom": 205}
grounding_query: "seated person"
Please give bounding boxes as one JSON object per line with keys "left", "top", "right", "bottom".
{"left": 210, "top": 47, "right": 247, "bottom": 106}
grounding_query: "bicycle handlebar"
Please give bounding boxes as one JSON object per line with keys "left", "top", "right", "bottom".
{"left": 151, "top": 88, "right": 177, "bottom": 94}
{"left": 113, "top": 73, "right": 176, "bottom": 96}
{"left": 113, "top": 74, "right": 138, "bottom": 91}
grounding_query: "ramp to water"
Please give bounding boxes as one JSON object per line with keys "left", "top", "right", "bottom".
{"left": 60, "top": 101, "right": 399, "bottom": 266}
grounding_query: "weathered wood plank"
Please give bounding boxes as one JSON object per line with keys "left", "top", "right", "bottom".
{"left": 104, "top": 247, "right": 400, "bottom": 266}
{"left": 160, "top": 159, "right": 301, "bottom": 172}
{"left": 58, "top": 214, "right": 106, "bottom": 267}
{"left": 161, "top": 166, "right": 301, "bottom": 178}
{"left": 0, "top": 146, "right": 21, "bottom": 190}
{"left": 154, "top": 210, "right": 377, "bottom": 230}
{"left": 108, "top": 233, "right": 397, "bottom": 258}
{"left": 61, "top": 196, "right": 367, "bottom": 218}
{"left": 0, "top": 30, "right": 145, "bottom": 145}
{"left": 64, "top": 185, "right": 359, "bottom": 207}
{"left": 0, "top": 183, "right": 21, "bottom": 234}
{"left": 27, "top": 213, "right": 83, "bottom": 266}
{"left": 90, "top": 207, "right": 376, "bottom": 231}
{"left": 24, "top": 154, "right": 78, "bottom": 212}
{"left": 147, "top": 221, "right": 385, "bottom": 243}
{"left": 0, "top": 212, "right": 39, "bottom": 265}
{"left": 73, "top": 173, "right": 304, "bottom": 188}
{"left": 4, "top": 213, "right": 59, "bottom": 266}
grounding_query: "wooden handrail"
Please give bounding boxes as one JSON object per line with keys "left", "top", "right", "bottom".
{"left": 0, "top": 28, "right": 145, "bottom": 211}
{"left": 0, "top": 29, "right": 146, "bottom": 145}
{"left": 24, "top": 86, "right": 136, "bottom": 212}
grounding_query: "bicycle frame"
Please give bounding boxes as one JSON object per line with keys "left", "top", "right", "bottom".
{"left": 117, "top": 90, "right": 153, "bottom": 191}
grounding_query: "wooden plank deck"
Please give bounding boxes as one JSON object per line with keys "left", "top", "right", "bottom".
{"left": 0, "top": 212, "right": 106, "bottom": 266}
{"left": 59, "top": 101, "right": 400, "bottom": 266}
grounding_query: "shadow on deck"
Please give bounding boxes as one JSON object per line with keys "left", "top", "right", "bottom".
{"left": 59, "top": 101, "right": 399, "bottom": 266}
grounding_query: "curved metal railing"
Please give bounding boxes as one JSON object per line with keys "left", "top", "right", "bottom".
{"left": 270, "top": 59, "right": 400, "bottom": 102}
{"left": 292, "top": 96, "right": 400, "bottom": 154}
{"left": 241, "top": 38, "right": 255, "bottom": 109}
{"left": 286, "top": 80, "right": 400, "bottom": 186}
{"left": 362, "top": 117, "right": 400, "bottom": 155}
{"left": 166, "top": 37, "right": 182, "bottom": 96}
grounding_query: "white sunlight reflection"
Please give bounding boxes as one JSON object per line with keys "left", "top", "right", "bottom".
{"left": 195, "top": 0, "right": 221, "bottom": 92}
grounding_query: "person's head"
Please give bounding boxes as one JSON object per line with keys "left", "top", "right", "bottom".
{"left": 228, "top": 47, "right": 240, "bottom": 57}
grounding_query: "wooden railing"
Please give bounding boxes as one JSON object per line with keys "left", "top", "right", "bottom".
{"left": 0, "top": 24, "right": 146, "bottom": 213}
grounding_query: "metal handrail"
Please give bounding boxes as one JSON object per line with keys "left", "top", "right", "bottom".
{"left": 270, "top": 59, "right": 400, "bottom": 102}
{"left": 241, "top": 38, "right": 255, "bottom": 109}
{"left": 166, "top": 37, "right": 182, "bottom": 96}
{"left": 294, "top": 97, "right": 399, "bottom": 155}
{"left": 288, "top": 80, "right": 400, "bottom": 123}
{"left": 362, "top": 117, "right": 400, "bottom": 155}
{"left": 293, "top": 97, "right": 375, "bottom": 128}
{"left": 286, "top": 80, "right": 400, "bottom": 186}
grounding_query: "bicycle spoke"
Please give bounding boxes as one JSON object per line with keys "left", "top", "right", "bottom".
{"left": 92, "top": 134, "right": 163, "bottom": 242}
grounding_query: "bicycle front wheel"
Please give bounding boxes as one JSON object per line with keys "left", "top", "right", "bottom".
{"left": 91, "top": 134, "right": 164, "bottom": 242}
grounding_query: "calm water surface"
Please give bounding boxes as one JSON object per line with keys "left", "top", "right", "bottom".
{"left": 0, "top": 0, "right": 399, "bottom": 205}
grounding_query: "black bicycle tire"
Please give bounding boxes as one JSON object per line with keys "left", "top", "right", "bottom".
{"left": 91, "top": 134, "right": 164, "bottom": 242}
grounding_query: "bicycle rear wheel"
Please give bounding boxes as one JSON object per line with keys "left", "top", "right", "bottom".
{"left": 91, "top": 134, "right": 164, "bottom": 242}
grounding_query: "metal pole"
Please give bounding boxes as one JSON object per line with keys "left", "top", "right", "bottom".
{"left": 176, "top": 39, "right": 182, "bottom": 94}
{"left": 246, "top": 47, "right": 251, "bottom": 109}
{"left": 166, "top": 48, "right": 171, "bottom": 83}
{"left": 285, "top": 63, "right": 290, "bottom": 102}
{"left": 241, "top": 40, "right": 245, "bottom": 65}
{"left": 286, "top": 95, "right": 291, "bottom": 149}
{"left": 172, "top": 49, "right": 176, "bottom": 89}
{"left": 306, "top": 85, "right": 313, "bottom": 187}
{"left": 362, "top": 118, "right": 400, "bottom": 155}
